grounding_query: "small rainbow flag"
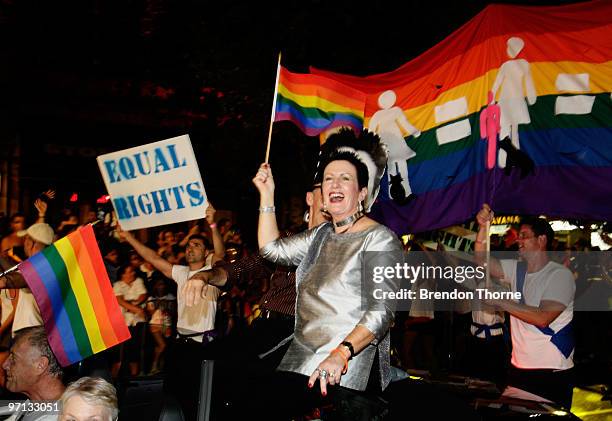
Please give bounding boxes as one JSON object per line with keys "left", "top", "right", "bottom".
{"left": 274, "top": 66, "right": 366, "bottom": 136}
{"left": 19, "top": 225, "right": 130, "bottom": 367}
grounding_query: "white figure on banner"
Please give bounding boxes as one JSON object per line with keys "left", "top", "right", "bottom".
{"left": 491, "top": 37, "right": 536, "bottom": 168}
{"left": 368, "top": 90, "right": 420, "bottom": 204}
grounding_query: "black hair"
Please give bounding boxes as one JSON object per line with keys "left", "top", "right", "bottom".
{"left": 313, "top": 128, "right": 386, "bottom": 195}
{"left": 117, "top": 264, "right": 136, "bottom": 280}
{"left": 101, "top": 239, "right": 120, "bottom": 257}
{"left": 10, "top": 213, "right": 25, "bottom": 222}
{"left": 521, "top": 217, "right": 555, "bottom": 250}
{"left": 319, "top": 151, "right": 369, "bottom": 189}
{"left": 187, "top": 234, "right": 210, "bottom": 249}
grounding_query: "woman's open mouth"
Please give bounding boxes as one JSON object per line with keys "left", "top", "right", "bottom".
{"left": 329, "top": 192, "right": 344, "bottom": 203}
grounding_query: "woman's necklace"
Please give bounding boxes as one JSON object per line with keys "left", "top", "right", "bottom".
{"left": 333, "top": 210, "right": 364, "bottom": 231}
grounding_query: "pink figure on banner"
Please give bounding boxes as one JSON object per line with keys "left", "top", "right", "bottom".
{"left": 479, "top": 91, "right": 501, "bottom": 170}
{"left": 491, "top": 37, "right": 536, "bottom": 168}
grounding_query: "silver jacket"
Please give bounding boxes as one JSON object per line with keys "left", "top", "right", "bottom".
{"left": 260, "top": 222, "right": 402, "bottom": 391}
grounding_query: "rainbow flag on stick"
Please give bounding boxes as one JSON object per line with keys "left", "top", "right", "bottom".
{"left": 274, "top": 66, "right": 366, "bottom": 136}
{"left": 19, "top": 225, "right": 130, "bottom": 367}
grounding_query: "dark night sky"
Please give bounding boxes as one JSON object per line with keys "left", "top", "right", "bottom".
{"left": 0, "top": 0, "right": 584, "bottom": 236}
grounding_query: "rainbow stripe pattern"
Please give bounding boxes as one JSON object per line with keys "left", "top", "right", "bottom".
{"left": 274, "top": 66, "right": 366, "bottom": 136}
{"left": 311, "top": 0, "right": 612, "bottom": 233}
{"left": 20, "top": 225, "right": 130, "bottom": 367}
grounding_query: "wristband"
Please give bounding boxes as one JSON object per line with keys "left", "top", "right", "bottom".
{"left": 330, "top": 348, "right": 349, "bottom": 374}
{"left": 334, "top": 345, "right": 350, "bottom": 361}
{"left": 259, "top": 206, "right": 276, "bottom": 213}
{"left": 340, "top": 341, "right": 355, "bottom": 359}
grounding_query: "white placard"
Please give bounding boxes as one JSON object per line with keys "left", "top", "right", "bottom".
{"left": 97, "top": 135, "right": 208, "bottom": 231}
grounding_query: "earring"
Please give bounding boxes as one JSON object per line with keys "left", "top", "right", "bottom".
{"left": 358, "top": 201, "right": 364, "bottom": 212}
{"left": 323, "top": 203, "right": 328, "bottom": 212}
{"left": 303, "top": 210, "right": 310, "bottom": 223}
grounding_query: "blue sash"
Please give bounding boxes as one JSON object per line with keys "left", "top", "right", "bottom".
{"left": 471, "top": 321, "right": 509, "bottom": 343}
{"left": 516, "top": 262, "right": 574, "bottom": 358}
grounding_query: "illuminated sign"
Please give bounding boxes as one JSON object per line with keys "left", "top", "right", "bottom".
{"left": 491, "top": 215, "right": 520, "bottom": 225}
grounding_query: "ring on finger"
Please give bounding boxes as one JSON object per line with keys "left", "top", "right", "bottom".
{"left": 319, "top": 369, "right": 328, "bottom": 379}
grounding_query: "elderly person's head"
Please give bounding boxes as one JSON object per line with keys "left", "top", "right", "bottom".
{"left": 2, "top": 326, "right": 64, "bottom": 399}
{"left": 60, "top": 376, "right": 118, "bottom": 421}
{"left": 17, "top": 222, "right": 54, "bottom": 257}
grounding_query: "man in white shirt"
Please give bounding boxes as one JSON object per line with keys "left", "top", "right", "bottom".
{"left": 118, "top": 222, "right": 222, "bottom": 421}
{"left": 475, "top": 204, "right": 575, "bottom": 409}
{"left": 0, "top": 223, "right": 55, "bottom": 336}
{"left": 118, "top": 230, "right": 222, "bottom": 342}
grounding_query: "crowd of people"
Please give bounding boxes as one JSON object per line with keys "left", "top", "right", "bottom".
{"left": 0, "top": 128, "right": 608, "bottom": 419}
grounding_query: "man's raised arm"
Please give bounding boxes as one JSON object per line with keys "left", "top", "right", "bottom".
{"left": 117, "top": 225, "right": 173, "bottom": 279}
{"left": 0, "top": 256, "right": 27, "bottom": 289}
{"left": 474, "top": 203, "right": 505, "bottom": 281}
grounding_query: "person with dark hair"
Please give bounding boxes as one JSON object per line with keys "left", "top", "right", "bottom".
{"left": 178, "top": 204, "right": 225, "bottom": 262}
{"left": 146, "top": 278, "right": 175, "bottom": 375}
{"left": 0, "top": 223, "right": 55, "bottom": 337}
{"left": 0, "top": 326, "right": 64, "bottom": 420}
{"left": 112, "top": 265, "right": 147, "bottom": 378}
{"left": 217, "top": 217, "right": 232, "bottom": 239}
{"left": 251, "top": 128, "right": 402, "bottom": 418}
{"left": 475, "top": 204, "right": 576, "bottom": 409}
{"left": 116, "top": 208, "right": 224, "bottom": 421}
{"left": 181, "top": 178, "right": 328, "bottom": 417}
{"left": 1, "top": 213, "right": 26, "bottom": 258}
{"left": 518, "top": 216, "right": 555, "bottom": 250}
{"left": 101, "top": 241, "right": 121, "bottom": 284}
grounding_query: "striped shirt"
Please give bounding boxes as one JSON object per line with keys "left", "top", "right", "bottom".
{"left": 220, "top": 253, "right": 296, "bottom": 316}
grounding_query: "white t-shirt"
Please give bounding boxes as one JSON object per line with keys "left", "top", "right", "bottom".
{"left": 147, "top": 293, "right": 175, "bottom": 326}
{"left": 172, "top": 265, "right": 220, "bottom": 342}
{"left": 12, "top": 289, "right": 43, "bottom": 336}
{"left": 113, "top": 278, "right": 147, "bottom": 326}
{"left": 0, "top": 290, "right": 16, "bottom": 325}
{"left": 501, "top": 259, "right": 575, "bottom": 370}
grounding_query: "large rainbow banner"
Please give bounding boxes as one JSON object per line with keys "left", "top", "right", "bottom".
{"left": 20, "top": 225, "right": 130, "bottom": 366}
{"left": 310, "top": 0, "right": 612, "bottom": 233}
{"left": 274, "top": 66, "right": 366, "bottom": 136}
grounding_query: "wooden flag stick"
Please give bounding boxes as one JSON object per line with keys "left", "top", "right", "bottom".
{"left": 265, "top": 52, "right": 282, "bottom": 164}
